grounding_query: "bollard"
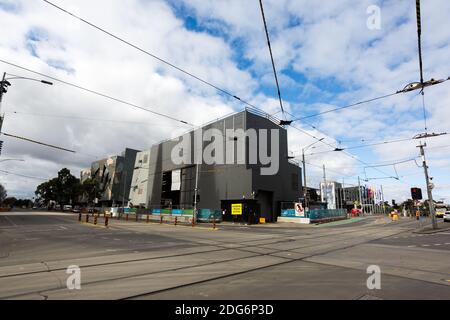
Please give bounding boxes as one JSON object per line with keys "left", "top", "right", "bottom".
{"left": 213, "top": 217, "right": 216, "bottom": 230}
{"left": 94, "top": 215, "right": 98, "bottom": 225}
{"left": 85, "top": 214, "right": 89, "bottom": 223}
{"left": 174, "top": 217, "right": 178, "bottom": 226}
{"left": 126, "top": 214, "right": 129, "bottom": 221}
{"left": 192, "top": 216, "right": 195, "bottom": 227}
{"left": 160, "top": 215, "right": 163, "bottom": 224}
{"left": 146, "top": 214, "right": 150, "bottom": 223}
{"left": 136, "top": 214, "right": 139, "bottom": 222}
{"left": 78, "top": 213, "right": 82, "bottom": 222}
{"left": 105, "top": 216, "right": 109, "bottom": 227}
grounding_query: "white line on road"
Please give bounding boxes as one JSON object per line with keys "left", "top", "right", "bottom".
{"left": 3, "top": 215, "right": 17, "bottom": 227}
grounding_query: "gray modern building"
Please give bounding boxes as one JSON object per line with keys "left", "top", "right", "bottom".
{"left": 86, "top": 148, "right": 139, "bottom": 207}
{"left": 129, "top": 109, "right": 302, "bottom": 223}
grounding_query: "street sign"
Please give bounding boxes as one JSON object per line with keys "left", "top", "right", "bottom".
{"left": 231, "top": 204, "right": 243, "bottom": 216}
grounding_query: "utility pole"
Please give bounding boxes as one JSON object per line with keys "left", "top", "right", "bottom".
{"left": 381, "top": 185, "right": 386, "bottom": 215}
{"left": 193, "top": 162, "right": 200, "bottom": 225}
{"left": 418, "top": 143, "right": 437, "bottom": 229}
{"left": 302, "top": 150, "right": 307, "bottom": 208}
{"left": 122, "top": 170, "right": 127, "bottom": 208}
{"left": 322, "top": 164, "right": 327, "bottom": 207}
{"left": 342, "top": 178, "right": 346, "bottom": 211}
{"left": 358, "top": 176, "right": 363, "bottom": 215}
{"left": 302, "top": 138, "right": 324, "bottom": 209}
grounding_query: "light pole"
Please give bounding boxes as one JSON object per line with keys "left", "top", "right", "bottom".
{"left": 302, "top": 138, "right": 324, "bottom": 208}
{"left": 418, "top": 143, "right": 437, "bottom": 229}
{"left": 0, "top": 72, "right": 53, "bottom": 133}
{"left": 193, "top": 162, "right": 200, "bottom": 225}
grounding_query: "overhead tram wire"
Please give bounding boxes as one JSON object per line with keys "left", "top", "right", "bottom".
{"left": 0, "top": 62, "right": 194, "bottom": 126}
{"left": 1, "top": 133, "right": 76, "bottom": 153}
{"left": 291, "top": 92, "right": 401, "bottom": 122}
{"left": 258, "top": 0, "right": 286, "bottom": 119}
{"left": 0, "top": 169, "right": 48, "bottom": 181}
{"left": 7, "top": 111, "right": 182, "bottom": 128}
{"left": 40, "top": 0, "right": 450, "bottom": 127}
{"left": 416, "top": 0, "right": 428, "bottom": 133}
{"left": 307, "top": 137, "right": 417, "bottom": 155}
{"left": 41, "top": 0, "right": 262, "bottom": 112}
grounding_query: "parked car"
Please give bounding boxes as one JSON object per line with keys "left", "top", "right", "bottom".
{"left": 72, "top": 206, "right": 81, "bottom": 213}
{"left": 63, "top": 205, "right": 73, "bottom": 211}
{"left": 444, "top": 211, "right": 450, "bottom": 223}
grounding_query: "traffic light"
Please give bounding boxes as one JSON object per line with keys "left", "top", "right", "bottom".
{"left": 411, "top": 187, "right": 423, "bottom": 200}
{"left": 1, "top": 79, "right": 11, "bottom": 94}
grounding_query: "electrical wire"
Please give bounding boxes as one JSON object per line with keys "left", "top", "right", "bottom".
{"left": 291, "top": 92, "right": 400, "bottom": 121}
{"left": 0, "top": 61, "right": 194, "bottom": 126}
{"left": 307, "top": 137, "right": 416, "bottom": 155}
{"left": 258, "top": 0, "right": 285, "bottom": 118}
{"left": 1, "top": 132, "right": 75, "bottom": 153}
{"left": 7, "top": 111, "right": 182, "bottom": 127}
{"left": 0, "top": 169, "right": 48, "bottom": 181}
{"left": 41, "top": 0, "right": 262, "bottom": 112}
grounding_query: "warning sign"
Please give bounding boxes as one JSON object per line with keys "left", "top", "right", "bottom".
{"left": 232, "top": 204, "right": 243, "bottom": 215}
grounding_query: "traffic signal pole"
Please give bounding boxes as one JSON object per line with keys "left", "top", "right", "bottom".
{"left": 418, "top": 143, "right": 437, "bottom": 230}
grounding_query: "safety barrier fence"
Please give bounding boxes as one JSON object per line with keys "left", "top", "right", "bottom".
{"left": 76, "top": 207, "right": 222, "bottom": 229}
{"left": 281, "top": 208, "right": 347, "bottom": 223}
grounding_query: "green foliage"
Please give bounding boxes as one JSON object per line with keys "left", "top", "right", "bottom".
{"left": 35, "top": 168, "right": 81, "bottom": 206}
{"left": 0, "top": 183, "right": 7, "bottom": 204}
{"left": 82, "top": 178, "right": 101, "bottom": 205}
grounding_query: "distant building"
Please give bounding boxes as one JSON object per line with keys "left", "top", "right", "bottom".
{"left": 129, "top": 150, "right": 151, "bottom": 208}
{"left": 86, "top": 148, "right": 139, "bottom": 207}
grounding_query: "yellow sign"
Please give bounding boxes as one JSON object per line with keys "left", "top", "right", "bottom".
{"left": 232, "top": 204, "right": 243, "bottom": 215}
{"left": 259, "top": 218, "right": 266, "bottom": 224}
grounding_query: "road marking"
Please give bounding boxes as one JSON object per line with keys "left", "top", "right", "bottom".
{"left": 434, "top": 244, "right": 442, "bottom": 246}
{"left": 3, "top": 215, "right": 17, "bottom": 227}
{"left": 422, "top": 244, "right": 430, "bottom": 247}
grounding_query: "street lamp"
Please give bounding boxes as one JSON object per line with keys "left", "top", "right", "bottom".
{"left": 302, "top": 138, "right": 324, "bottom": 209}
{"left": 0, "top": 72, "right": 53, "bottom": 146}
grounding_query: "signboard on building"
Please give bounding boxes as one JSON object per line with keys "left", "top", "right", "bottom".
{"left": 232, "top": 204, "right": 243, "bottom": 215}
{"left": 294, "top": 203, "right": 305, "bottom": 217}
{"left": 171, "top": 169, "right": 181, "bottom": 191}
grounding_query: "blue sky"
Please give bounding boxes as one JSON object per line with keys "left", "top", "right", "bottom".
{"left": 0, "top": 0, "right": 449, "bottom": 202}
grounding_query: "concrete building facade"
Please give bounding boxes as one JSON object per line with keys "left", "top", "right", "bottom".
{"left": 128, "top": 110, "right": 302, "bottom": 222}
{"left": 88, "top": 148, "right": 139, "bottom": 207}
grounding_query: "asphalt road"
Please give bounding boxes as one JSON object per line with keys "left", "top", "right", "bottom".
{"left": 0, "top": 211, "right": 449, "bottom": 300}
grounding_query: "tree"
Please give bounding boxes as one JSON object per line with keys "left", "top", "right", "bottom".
{"left": 35, "top": 168, "right": 81, "bottom": 206}
{"left": 35, "top": 179, "right": 58, "bottom": 205}
{"left": 3, "top": 197, "right": 17, "bottom": 207}
{"left": 82, "top": 178, "right": 101, "bottom": 205}
{"left": 0, "top": 184, "right": 7, "bottom": 205}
